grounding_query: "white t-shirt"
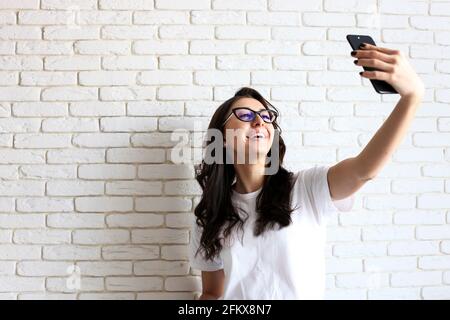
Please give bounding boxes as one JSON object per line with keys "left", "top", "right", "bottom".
{"left": 189, "top": 165, "right": 356, "bottom": 300}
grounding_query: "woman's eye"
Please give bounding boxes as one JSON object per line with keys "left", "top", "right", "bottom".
{"left": 240, "top": 113, "right": 252, "bottom": 119}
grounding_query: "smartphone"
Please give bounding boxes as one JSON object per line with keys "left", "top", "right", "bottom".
{"left": 346, "top": 34, "right": 398, "bottom": 94}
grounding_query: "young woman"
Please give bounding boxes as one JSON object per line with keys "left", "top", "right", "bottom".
{"left": 189, "top": 43, "right": 425, "bottom": 300}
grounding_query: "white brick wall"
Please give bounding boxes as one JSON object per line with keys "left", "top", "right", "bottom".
{"left": 0, "top": 0, "right": 449, "bottom": 300}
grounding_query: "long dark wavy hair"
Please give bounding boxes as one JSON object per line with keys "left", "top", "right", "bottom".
{"left": 193, "top": 87, "right": 299, "bottom": 262}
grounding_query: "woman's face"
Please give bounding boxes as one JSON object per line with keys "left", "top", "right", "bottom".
{"left": 222, "top": 97, "right": 275, "bottom": 163}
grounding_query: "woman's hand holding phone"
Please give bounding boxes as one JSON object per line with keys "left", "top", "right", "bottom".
{"left": 353, "top": 42, "right": 425, "bottom": 99}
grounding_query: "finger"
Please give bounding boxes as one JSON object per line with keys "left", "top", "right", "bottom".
{"left": 355, "top": 58, "right": 395, "bottom": 72}
{"left": 360, "top": 42, "right": 398, "bottom": 55}
{"left": 355, "top": 50, "right": 397, "bottom": 64}
{"left": 360, "top": 70, "right": 391, "bottom": 81}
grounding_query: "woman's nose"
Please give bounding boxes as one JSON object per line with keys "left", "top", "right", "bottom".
{"left": 252, "top": 114, "right": 265, "bottom": 126}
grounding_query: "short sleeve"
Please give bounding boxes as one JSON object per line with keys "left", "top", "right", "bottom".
{"left": 188, "top": 216, "right": 224, "bottom": 272}
{"left": 300, "top": 165, "right": 355, "bottom": 222}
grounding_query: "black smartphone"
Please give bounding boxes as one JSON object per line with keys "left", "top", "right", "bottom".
{"left": 346, "top": 34, "right": 398, "bottom": 94}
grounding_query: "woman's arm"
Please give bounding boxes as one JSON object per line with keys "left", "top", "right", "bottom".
{"left": 327, "top": 43, "right": 425, "bottom": 201}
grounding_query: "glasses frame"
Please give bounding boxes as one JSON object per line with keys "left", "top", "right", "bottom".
{"left": 222, "top": 107, "right": 278, "bottom": 127}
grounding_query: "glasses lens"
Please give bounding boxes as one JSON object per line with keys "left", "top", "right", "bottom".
{"left": 261, "top": 110, "right": 276, "bottom": 122}
{"left": 235, "top": 108, "right": 255, "bottom": 122}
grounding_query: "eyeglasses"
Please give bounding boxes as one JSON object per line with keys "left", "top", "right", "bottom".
{"left": 222, "top": 107, "right": 278, "bottom": 127}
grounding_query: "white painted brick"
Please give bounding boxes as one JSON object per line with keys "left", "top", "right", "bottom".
{"left": 368, "top": 288, "right": 420, "bottom": 300}
{"left": 0, "top": 71, "right": 18, "bottom": 85}
{"left": 165, "top": 276, "right": 201, "bottom": 292}
{"left": 133, "top": 40, "right": 187, "bottom": 54}
{"left": 134, "top": 10, "right": 188, "bottom": 25}
{"left": 327, "top": 226, "right": 361, "bottom": 242}
{"left": 127, "top": 101, "right": 183, "bottom": 116}
{"left": 99, "top": 0, "right": 154, "bottom": 9}
{"left": 166, "top": 213, "right": 191, "bottom": 228}
{"left": 14, "top": 133, "right": 71, "bottom": 149}
{"left": 394, "top": 210, "right": 446, "bottom": 225}
{"left": 0, "top": 276, "right": 44, "bottom": 292}
{"left": 379, "top": 0, "right": 428, "bottom": 15}
{"left": 159, "top": 56, "right": 214, "bottom": 70}
{"left": 73, "top": 133, "right": 129, "bottom": 148}
{"left": 43, "top": 245, "right": 100, "bottom": 260}
{"left": 442, "top": 241, "right": 450, "bottom": 254}
{"left": 47, "top": 149, "right": 105, "bottom": 164}
{"left": 44, "top": 56, "right": 100, "bottom": 71}
{"left": 47, "top": 180, "right": 104, "bottom": 196}
{"left": 418, "top": 194, "right": 450, "bottom": 209}
{"left": 0, "top": 244, "right": 41, "bottom": 260}
{"left": 135, "top": 197, "right": 192, "bottom": 212}
{"left": 42, "top": 118, "right": 99, "bottom": 132}
{"left": 13, "top": 102, "right": 67, "bottom": 117}
{"left": 47, "top": 277, "right": 104, "bottom": 292}
{"left": 43, "top": 26, "right": 99, "bottom": 40}
{"left": 106, "top": 181, "right": 161, "bottom": 196}
{"left": 0, "top": 214, "right": 44, "bottom": 228}
{"left": 160, "top": 25, "right": 213, "bottom": 40}
{"left": 132, "top": 229, "right": 189, "bottom": 244}
{"left": 14, "top": 229, "right": 71, "bottom": 244}
{"left": 17, "top": 198, "right": 73, "bottom": 212}
{"left": 0, "top": 181, "right": 44, "bottom": 196}
{"left": 0, "top": 56, "right": 42, "bottom": 70}
{"left": 102, "top": 245, "right": 159, "bottom": 260}
{"left": 137, "top": 292, "right": 195, "bottom": 299}
{"left": 42, "top": 87, "right": 98, "bottom": 101}
{"left": 156, "top": 0, "right": 209, "bottom": 9}
{"left": 41, "top": 0, "right": 96, "bottom": 10}
{"left": 0, "top": 199, "right": 15, "bottom": 213}
{"left": 107, "top": 148, "right": 165, "bottom": 163}
{"left": 269, "top": 0, "right": 322, "bottom": 11}
{"left": 419, "top": 256, "right": 450, "bottom": 270}
{"left": 161, "top": 245, "right": 188, "bottom": 260}
{"left": 138, "top": 164, "right": 195, "bottom": 179}
{"left": 0, "top": 87, "right": 40, "bottom": 101}
{"left": 106, "top": 213, "right": 164, "bottom": 228}
{"left": 100, "top": 117, "right": 157, "bottom": 132}
{"left": 102, "top": 26, "right": 156, "bottom": 40}
{"left": 158, "top": 116, "right": 210, "bottom": 131}
{"left": 75, "top": 197, "right": 133, "bottom": 212}
{"left": 100, "top": 86, "right": 155, "bottom": 101}
{"left": 422, "top": 287, "right": 450, "bottom": 300}
{"left": 47, "top": 213, "right": 105, "bottom": 229}
{"left": 0, "top": 118, "right": 40, "bottom": 133}
{"left": 138, "top": 71, "right": 191, "bottom": 85}
{"left": 0, "top": 261, "right": 15, "bottom": 276}
{"left": 78, "top": 164, "right": 135, "bottom": 179}
{"left": 218, "top": 55, "right": 271, "bottom": 70}
{"left": 393, "top": 148, "right": 443, "bottom": 163}
{"left": 18, "top": 261, "right": 72, "bottom": 276}
{"left": 131, "top": 133, "right": 187, "bottom": 147}
{"left": 0, "top": 149, "right": 45, "bottom": 164}
{"left": 365, "top": 195, "right": 416, "bottom": 210}
{"left": 164, "top": 180, "right": 202, "bottom": 196}
{"left": 106, "top": 277, "right": 163, "bottom": 291}
{"left": 134, "top": 261, "right": 189, "bottom": 276}
{"left": 79, "top": 292, "right": 134, "bottom": 300}
{"left": 364, "top": 257, "right": 417, "bottom": 272}
{"left": 334, "top": 243, "right": 387, "bottom": 258}
{"left": 77, "top": 261, "right": 132, "bottom": 276}
{"left": 326, "top": 258, "right": 363, "bottom": 274}
{"left": 74, "top": 40, "right": 130, "bottom": 55}
{"left": 18, "top": 10, "right": 72, "bottom": 25}
{"left": 391, "top": 271, "right": 442, "bottom": 287}
{"left": 103, "top": 56, "right": 156, "bottom": 70}
{"left": 388, "top": 241, "right": 440, "bottom": 256}
{"left": 70, "top": 102, "right": 125, "bottom": 116}
{"left": 416, "top": 225, "right": 450, "bottom": 240}
{"left": 79, "top": 71, "right": 136, "bottom": 86}
{"left": 336, "top": 273, "right": 389, "bottom": 289}
{"left": 17, "top": 41, "right": 73, "bottom": 55}
{"left": 0, "top": 26, "right": 41, "bottom": 40}
{"left": 362, "top": 226, "right": 414, "bottom": 241}
{"left": 325, "top": 288, "right": 366, "bottom": 300}
{"left": 73, "top": 230, "right": 130, "bottom": 245}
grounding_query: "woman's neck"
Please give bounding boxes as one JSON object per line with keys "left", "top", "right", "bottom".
{"left": 233, "top": 163, "right": 266, "bottom": 194}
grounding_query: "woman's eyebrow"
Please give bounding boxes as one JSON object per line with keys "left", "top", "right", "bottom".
{"left": 235, "top": 106, "right": 266, "bottom": 111}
